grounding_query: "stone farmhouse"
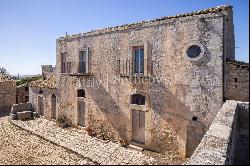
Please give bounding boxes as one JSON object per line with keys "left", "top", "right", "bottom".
{"left": 27, "top": 5, "right": 249, "bottom": 158}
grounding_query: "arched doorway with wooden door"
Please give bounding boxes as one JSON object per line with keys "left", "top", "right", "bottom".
{"left": 51, "top": 93, "right": 56, "bottom": 120}
{"left": 131, "top": 94, "right": 146, "bottom": 144}
{"left": 38, "top": 96, "right": 44, "bottom": 116}
{"left": 77, "top": 89, "right": 86, "bottom": 127}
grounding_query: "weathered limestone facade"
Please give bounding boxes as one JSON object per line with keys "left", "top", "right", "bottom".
{"left": 52, "top": 5, "right": 236, "bottom": 157}
{"left": 16, "top": 84, "right": 29, "bottom": 104}
{"left": 0, "top": 74, "right": 16, "bottom": 112}
{"left": 225, "top": 60, "right": 249, "bottom": 101}
{"left": 29, "top": 74, "right": 57, "bottom": 120}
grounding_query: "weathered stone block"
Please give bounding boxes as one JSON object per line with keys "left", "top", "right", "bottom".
{"left": 9, "top": 113, "right": 17, "bottom": 120}
{"left": 17, "top": 112, "right": 30, "bottom": 121}
{"left": 24, "top": 111, "right": 32, "bottom": 118}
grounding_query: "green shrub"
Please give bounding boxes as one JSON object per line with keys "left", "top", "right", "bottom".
{"left": 16, "top": 75, "right": 42, "bottom": 86}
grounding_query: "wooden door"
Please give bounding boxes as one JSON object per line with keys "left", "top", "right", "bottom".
{"left": 38, "top": 96, "right": 44, "bottom": 116}
{"left": 51, "top": 95, "right": 56, "bottom": 119}
{"left": 132, "top": 110, "right": 145, "bottom": 144}
{"left": 78, "top": 101, "right": 85, "bottom": 126}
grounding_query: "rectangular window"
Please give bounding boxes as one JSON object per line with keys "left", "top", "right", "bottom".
{"left": 134, "top": 47, "right": 144, "bottom": 74}
{"left": 67, "top": 62, "right": 71, "bottom": 73}
{"left": 79, "top": 51, "right": 88, "bottom": 73}
{"left": 25, "top": 87, "right": 28, "bottom": 91}
{"left": 61, "top": 53, "right": 66, "bottom": 73}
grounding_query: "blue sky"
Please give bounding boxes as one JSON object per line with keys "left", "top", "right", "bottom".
{"left": 0, "top": 0, "right": 249, "bottom": 75}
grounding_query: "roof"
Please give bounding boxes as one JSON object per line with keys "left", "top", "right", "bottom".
{"left": 30, "top": 74, "right": 56, "bottom": 89}
{"left": 0, "top": 74, "right": 15, "bottom": 83}
{"left": 58, "top": 5, "right": 232, "bottom": 40}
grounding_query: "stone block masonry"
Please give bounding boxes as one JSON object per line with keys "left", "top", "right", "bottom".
{"left": 0, "top": 74, "right": 16, "bottom": 112}
{"left": 184, "top": 100, "right": 249, "bottom": 165}
{"left": 225, "top": 60, "right": 249, "bottom": 102}
{"left": 10, "top": 102, "right": 35, "bottom": 120}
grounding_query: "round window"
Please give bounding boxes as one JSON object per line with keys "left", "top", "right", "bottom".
{"left": 186, "top": 45, "right": 202, "bottom": 59}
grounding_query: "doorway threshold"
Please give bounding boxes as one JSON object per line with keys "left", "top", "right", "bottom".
{"left": 128, "top": 142, "right": 144, "bottom": 151}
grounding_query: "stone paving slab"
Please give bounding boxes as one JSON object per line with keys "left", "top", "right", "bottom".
{"left": 11, "top": 118, "right": 156, "bottom": 165}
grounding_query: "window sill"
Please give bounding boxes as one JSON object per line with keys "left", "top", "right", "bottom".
{"left": 119, "top": 74, "right": 152, "bottom": 78}
{"left": 68, "top": 73, "right": 93, "bottom": 76}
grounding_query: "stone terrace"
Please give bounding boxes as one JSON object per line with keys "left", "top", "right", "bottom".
{"left": 10, "top": 118, "right": 168, "bottom": 165}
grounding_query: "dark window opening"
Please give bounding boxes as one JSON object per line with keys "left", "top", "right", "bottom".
{"left": 39, "top": 89, "right": 43, "bottom": 94}
{"left": 131, "top": 94, "right": 145, "bottom": 105}
{"left": 61, "top": 53, "right": 67, "bottom": 73}
{"left": 77, "top": 89, "right": 85, "bottom": 97}
{"left": 79, "top": 51, "right": 87, "bottom": 73}
{"left": 67, "top": 62, "right": 72, "bottom": 73}
{"left": 234, "top": 78, "right": 237, "bottom": 82}
{"left": 134, "top": 47, "right": 144, "bottom": 74}
{"left": 25, "top": 96, "right": 29, "bottom": 102}
{"left": 52, "top": 93, "right": 56, "bottom": 98}
{"left": 25, "top": 87, "right": 28, "bottom": 91}
{"left": 242, "top": 66, "right": 248, "bottom": 69}
{"left": 192, "top": 117, "right": 197, "bottom": 121}
{"left": 187, "top": 45, "right": 201, "bottom": 59}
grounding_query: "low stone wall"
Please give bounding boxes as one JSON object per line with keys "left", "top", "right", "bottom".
{"left": 225, "top": 61, "right": 249, "bottom": 102}
{"left": 10, "top": 102, "right": 38, "bottom": 120}
{"left": 184, "top": 100, "right": 249, "bottom": 165}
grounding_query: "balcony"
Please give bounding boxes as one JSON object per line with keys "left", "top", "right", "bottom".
{"left": 116, "top": 59, "right": 153, "bottom": 78}
{"left": 60, "top": 61, "right": 93, "bottom": 77}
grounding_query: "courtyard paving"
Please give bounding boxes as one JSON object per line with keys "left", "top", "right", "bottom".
{"left": 10, "top": 118, "right": 157, "bottom": 165}
{"left": 0, "top": 116, "right": 94, "bottom": 165}
{"left": 0, "top": 113, "right": 183, "bottom": 165}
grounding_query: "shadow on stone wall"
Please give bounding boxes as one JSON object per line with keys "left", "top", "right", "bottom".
{"left": 145, "top": 80, "right": 207, "bottom": 157}
{"left": 86, "top": 77, "right": 130, "bottom": 143}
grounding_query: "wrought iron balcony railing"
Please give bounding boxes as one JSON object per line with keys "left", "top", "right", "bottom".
{"left": 116, "top": 59, "right": 153, "bottom": 77}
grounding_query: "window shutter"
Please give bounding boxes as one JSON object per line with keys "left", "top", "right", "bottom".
{"left": 86, "top": 48, "right": 89, "bottom": 73}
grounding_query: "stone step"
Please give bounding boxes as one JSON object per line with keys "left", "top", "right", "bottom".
{"left": 128, "top": 142, "right": 144, "bottom": 152}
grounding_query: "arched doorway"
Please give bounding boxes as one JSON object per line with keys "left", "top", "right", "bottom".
{"left": 131, "top": 94, "right": 146, "bottom": 144}
{"left": 38, "top": 96, "right": 44, "bottom": 116}
{"left": 51, "top": 93, "right": 56, "bottom": 120}
{"left": 77, "top": 89, "right": 86, "bottom": 127}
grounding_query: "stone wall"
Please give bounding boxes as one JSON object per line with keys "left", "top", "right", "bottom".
{"left": 0, "top": 81, "right": 16, "bottom": 111}
{"left": 41, "top": 65, "right": 55, "bottom": 79}
{"left": 16, "top": 84, "right": 29, "bottom": 104}
{"left": 11, "top": 102, "right": 33, "bottom": 113}
{"left": 184, "top": 100, "right": 249, "bottom": 165}
{"left": 225, "top": 60, "right": 249, "bottom": 102}
{"left": 10, "top": 102, "right": 36, "bottom": 120}
{"left": 29, "top": 86, "right": 57, "bottom": 119}
{"left": 55, "top": 6, "right": 234, "bottom": 157}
